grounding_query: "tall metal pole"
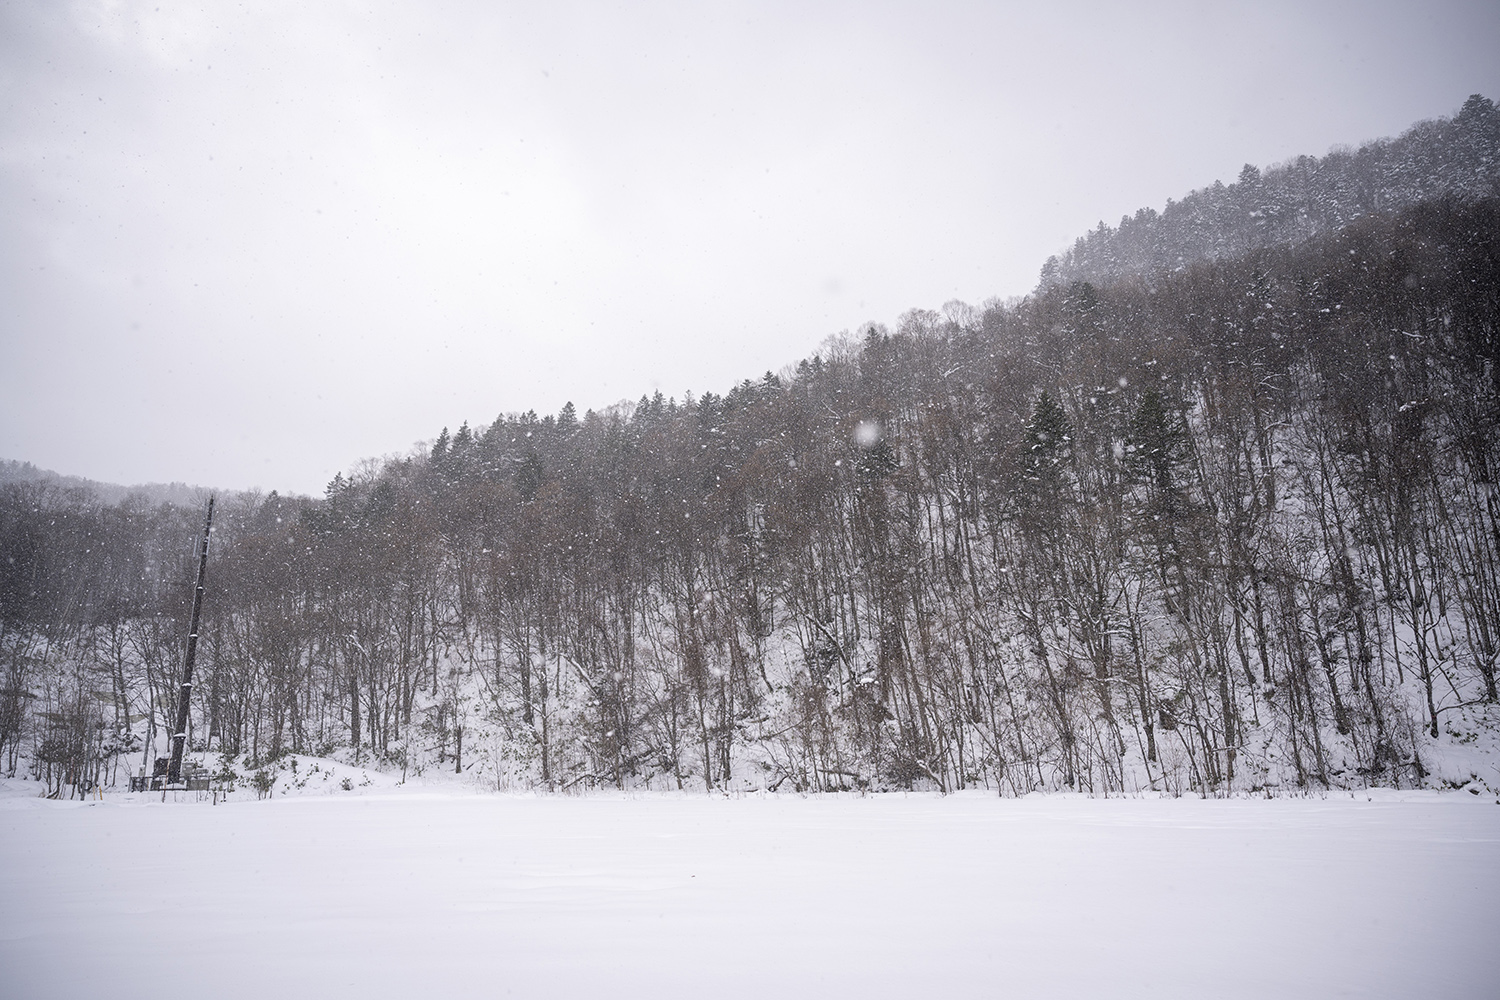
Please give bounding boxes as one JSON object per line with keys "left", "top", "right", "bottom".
{"left": 167, "top": 495, "right": 215, "bottom": 784}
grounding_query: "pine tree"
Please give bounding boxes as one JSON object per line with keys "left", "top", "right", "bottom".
{"left": 1127, "top": 390, "right": 1189, "bottom": 513}
{"left": 1021, "top": 391, "right": 1073, "bottom": 494}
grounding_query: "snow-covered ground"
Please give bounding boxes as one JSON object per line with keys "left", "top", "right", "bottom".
{"left": 1, "top": 787, "right": 1496, "bottom": 999}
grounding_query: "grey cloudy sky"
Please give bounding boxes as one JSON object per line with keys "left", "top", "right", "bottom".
{"left": 3, "top": 1, "right": 1498, "bottom": 496}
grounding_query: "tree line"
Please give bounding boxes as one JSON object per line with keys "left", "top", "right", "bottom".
{"left": 1042, "top": 94, "right": 1500, "bottom": 292}
{"left": 2, "top": 193, "right": 1497, "bottom": 797}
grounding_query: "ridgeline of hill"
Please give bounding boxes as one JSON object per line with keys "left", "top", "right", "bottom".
{"left": 0, "top": 460, "right": 216, "bottom": 510}
{"left": 3, "top": 98, "right": 1498, "bottom": 798}
{"left": 1041, "top": 93, "right": 1500, "bottom": 290}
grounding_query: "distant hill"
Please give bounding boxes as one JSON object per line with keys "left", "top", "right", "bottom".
{"left": 0, "top": 459, "right": 214, "bottom": 508}
{"left": 1040, "top": 93, "right": 1500, "bottom": 289}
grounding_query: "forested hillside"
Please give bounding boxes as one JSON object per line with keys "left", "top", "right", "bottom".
{"left": 0, "top": 460, "right": 211, "bottom": 509}
{"left": 1041, "top": 94, "right": 1500, "bottom": 291}
{"left": 4, "top": 128, "right": 1498, "bottom": 797}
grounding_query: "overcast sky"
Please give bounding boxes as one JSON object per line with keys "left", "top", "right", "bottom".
{"left": 3, "top": 1, "right": 1498, "bottom": 496}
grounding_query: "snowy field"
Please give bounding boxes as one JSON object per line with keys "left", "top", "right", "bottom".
{"left": 2, "top": 788, "right": 1497, "bottom": 999}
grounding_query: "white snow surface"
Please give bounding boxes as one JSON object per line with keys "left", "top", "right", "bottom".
{"left": 1, "top": 786, "right": 1496, "bottom": 999}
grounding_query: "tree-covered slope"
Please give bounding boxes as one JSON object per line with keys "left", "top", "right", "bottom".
{"left": 1041, "top": 94, "right": 1500, "bottom": 291}
{"left": 4, "top": 155, "right": 1498, "bottom": 798}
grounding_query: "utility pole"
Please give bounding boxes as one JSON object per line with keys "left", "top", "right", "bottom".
{"left": 167, "top": 496, "right": 215, "bottom": 785}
